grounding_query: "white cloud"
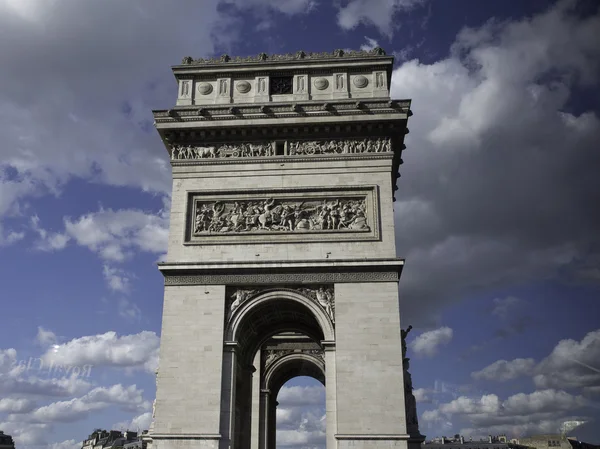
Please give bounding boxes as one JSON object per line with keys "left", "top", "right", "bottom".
{"left": 410, "top": 326, "right": 453, "bottom": 357}
{"left": 41, "top": 331, "right": 160, "bottom": 374}
{"left": 47, "top": 440, "right": 81, "bottom": 449}
{"left": 0, "top": 0, "right": 240, "bottom": 229}
{"left": 63, "top": 207, "right": 169, "bottom": 262}
{"left": 114, "top": 411, "right": 153, "bottom": 432}
{"left": 0, "top": 347, "right": 92, "bottom": 397}
{"left": 426, "top": 388, "right": 590, "bottom": 438}
{"left": 337, "top": 0, "right": 427, "bottom": 37}
{"left": 278, "top": 385, "right": 325, "bottom": 407}
{"left": 36, "top": 327, "right": 58, "bottom": 347}
{"left": 533, "top": 329, "right": 600, "bottom": 389}
{"left": 0, "top": 227, "right": 24, "bottom": 246}
{"left": 103, "top": 265, "right": 132, "bottom": 293}
{"left": 360, "top": 36, "right": 379, "bottom": 51}
{"left": 390, "top": 0, "right": 600, "bottom": 327}
{"left": 413, "top": 388, "right": 431, "bottom": 403}
{"left": 0, "top": 421, "right": 50, "bottom": 447}
{"left": 30, "top": 215, "right": 70, "bottom": 251}
{"left": 27, "top": 384, "right": 150, "bottom": 423}
{"left": 276, "top": 410, "right": 325, "bottom": 447}
{"left": 0, "top": 397, "right": 36, "bottom": 413}
{"left": 471, "top": 358, "right": 536, "bottom": 382}
{"left": 223, "top": 0, "right": 317, "bottom": 15}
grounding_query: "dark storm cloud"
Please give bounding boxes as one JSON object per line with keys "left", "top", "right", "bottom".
{"left": 391, "top": 0, "right": 600, "bottom": 326}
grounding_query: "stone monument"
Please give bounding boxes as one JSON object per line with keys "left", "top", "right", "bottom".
{"left": 146, "top": 48, "right": 424, "bottom": 449}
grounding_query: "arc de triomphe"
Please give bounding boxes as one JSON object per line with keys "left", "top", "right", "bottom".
{"left": 146, "top": 48, "right": 424, "bottom": 449}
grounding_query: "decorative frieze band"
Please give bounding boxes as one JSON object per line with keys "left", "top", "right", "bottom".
{"left": 163, "top": 271, "right": 398, "bottom": 285}
{"left": 171, "top": 137, "right": 391, "bottom": 160}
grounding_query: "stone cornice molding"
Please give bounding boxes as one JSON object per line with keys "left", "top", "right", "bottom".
{"left": 159, "top": 259, "right": 404, "bottom": 285}
{"left": 153, "top": 99, "right": 411, "bottom": 124}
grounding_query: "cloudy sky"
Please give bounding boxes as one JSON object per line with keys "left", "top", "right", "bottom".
{"left": 1, "top": 0, "right": 599, "bottom": 447}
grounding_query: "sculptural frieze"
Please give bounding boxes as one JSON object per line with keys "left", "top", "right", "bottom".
{"left": 193, "top": 197, "right": 369, "bottom": 235}
{"left": 171, "top": 142, "right": 273, "bottom": 160}
{"left": 288, "top": 137, "right": 391, "bottom": 155}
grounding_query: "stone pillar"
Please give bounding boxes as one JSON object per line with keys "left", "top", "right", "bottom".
{"left": 323, "top": 341, "right": 337, "bottom": 449}
{"left": 219, "top": 342, "right": 238, "bottom": 449}
{"left": 334, "top": 282, "right": 409, "bottom": 449}
{"left": 259, "top": 389, "right": 271, "bottom": 449}
{"left": 151, "top": 284, "right": 225, "bottom": 449}
{"left": 250, "top": 352, "right": 261, "bottom": 449}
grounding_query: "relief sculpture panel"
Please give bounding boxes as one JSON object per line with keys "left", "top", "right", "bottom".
{"left": 171, "top": 137, "right": 391, "bottom": 160}
{"left": 289, "top": 137, "right": 390, "bottom": 155}
{"left": 171, "top": 142, "right": 273, "bottom": 159}
{"left": 193, "top": 197, "right": 369, "bottom": 235}
{"left": 187, "top": 187, "right": 379, "bottom": 244}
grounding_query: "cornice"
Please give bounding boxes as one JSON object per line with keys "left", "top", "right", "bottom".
{"left": 152, "top": 99, "right": 411, "bottom": 125}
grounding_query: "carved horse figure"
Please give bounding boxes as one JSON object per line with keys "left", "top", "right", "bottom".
{"left": 196, "top": 146, "right": 217, "bottom": 158}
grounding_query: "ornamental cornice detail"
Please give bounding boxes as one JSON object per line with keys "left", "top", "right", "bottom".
{"left": 153, "top": 100, "right": 409, "bottom": 118}
{"left": 180, "top": 48, "right": 387, "bottom": 66}
{"left": 163, "top": 271, "right": 399, "bottom": 286}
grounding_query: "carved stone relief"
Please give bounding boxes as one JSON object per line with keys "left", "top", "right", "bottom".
{"left": 236, "top": 80, "right": 251, "bottom": 93}
{"left": 314, "top": 77, "right": 329, "bottom": 90}
{"left": 353, "top": 75, "right": 368, "bottom": 88}
{"left": 171, "top": 142, "right": 273, "bottom": 159}
{"left": 197, "top": 82, "right": 213, "bottom": 95}
{"left": 171, "top": 137, "right": 391, "bottom": 160}
{"left": 193, "top": 197, "right": 369, "bottom": 235}
{"left": 226, "top": 286, "right": 335, "bottom": 324}
{"left": 263, "top": 348, "right": 325, "bottom": 369}
{"left": 288, "top": 137, "right": 391, "bottom": 155}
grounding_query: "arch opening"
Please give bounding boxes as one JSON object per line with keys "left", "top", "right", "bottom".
{"left": 225, "top": 290, "right": 333, "bottom": 449}
{"left": 275, "top": 376, "right": 326, "bottom": 449}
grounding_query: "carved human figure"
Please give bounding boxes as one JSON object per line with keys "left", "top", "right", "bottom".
{"left": 316, "top": 287, "right": 334, "bottom": 323}
{"left": 230, "top": 289, "right": 254, "bottom": 313}
{"left": 152, "top": 399, "right": 156, "bottom": 418}
{"left": 264, "top": 350, "right": 277, "bottom": 366}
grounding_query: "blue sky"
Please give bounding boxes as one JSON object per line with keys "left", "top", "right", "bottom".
{"left": 1, "top": 0, "right": 599, "bottom": 447}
